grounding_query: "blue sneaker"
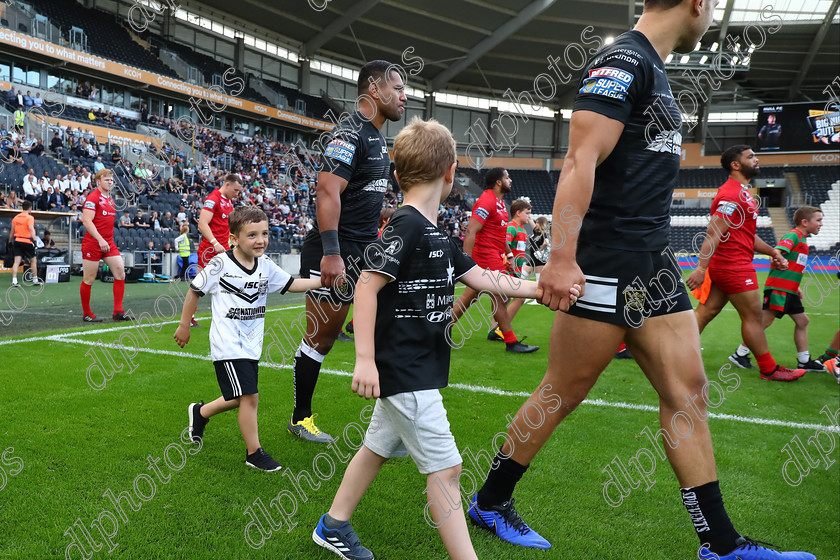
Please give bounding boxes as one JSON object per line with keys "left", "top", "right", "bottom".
{"left": 312, "top": 514, "right": 374, "bottom": 560}
{"left": 467, "top": 494, "right": 551, "bottom": 549}
{"left": 699, "top": 536, "right": 815, "bottom": 559}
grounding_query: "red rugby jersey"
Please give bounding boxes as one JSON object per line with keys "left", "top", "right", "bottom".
{"left": 83, "top": 188, "right": 116, "bottom": 241}
{"left": 709, "top": 178, "right": 758, "bottom": 270}
{"left": 471, "top": 189, "right": 508, "bottom": 263}
{"left": 200, "top": 189, "right": 233, "bottom": 249}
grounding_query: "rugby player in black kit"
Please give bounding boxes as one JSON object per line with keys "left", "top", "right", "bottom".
{"left": 467, "top": 1, "right": 816, "bottom": 559}
{"left": 286, "top": 60, "right": 406, "bottom": 443}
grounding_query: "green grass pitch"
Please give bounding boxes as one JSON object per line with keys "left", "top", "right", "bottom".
{"left": 0, "top": 272, "right": 837, "bottom": 559}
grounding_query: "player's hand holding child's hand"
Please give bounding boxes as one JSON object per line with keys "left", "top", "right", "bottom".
{"left": 536, "top": 257, "right": 585, "bottom": 311}
{"left": 771, "top": 250, "right": 788, "bottom": 270}
{"left": 352, "top": 359, "right": 380, "bottom": 400}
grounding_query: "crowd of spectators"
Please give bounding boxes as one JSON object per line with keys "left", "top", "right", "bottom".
{"left": 2, "top": 119, "right": 333, "bottom": 246}
{"left": 5, "top": 88, "right": 45, "bottom": 109}
{"left": 86, "top": 107, "right": 128, "bottom": 128}
{"left": 436, "top": 188, "right": 472, "bottom": 248}
{"left": 2, "top": 112, "right": 435, "bottom": 255}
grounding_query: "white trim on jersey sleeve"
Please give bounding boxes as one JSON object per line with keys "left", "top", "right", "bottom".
{"left": 265, "top": 257, "right": 294, "bottom": 294}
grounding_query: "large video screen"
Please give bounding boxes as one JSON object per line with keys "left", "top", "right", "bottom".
{"left": 756, "top": 102, "right": 840, "bottom": 152}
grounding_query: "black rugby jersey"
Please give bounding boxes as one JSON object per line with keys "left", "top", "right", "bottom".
{"left": 318, "top": 112, "right": 390, "bottom": 242}
{"left": 573, "top": 30, "right": 681, "bottom": 252}
{"left": 363, "top": 206, "right": 476, "bottom": 398}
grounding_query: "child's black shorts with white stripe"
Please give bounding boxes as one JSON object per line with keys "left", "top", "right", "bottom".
{"left": 213, "top": 359, "right": 259, "bottom": 401}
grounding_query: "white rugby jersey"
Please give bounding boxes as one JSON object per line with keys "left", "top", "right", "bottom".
{"left": 190, "top": 251, "right": 294, "bottom": 361}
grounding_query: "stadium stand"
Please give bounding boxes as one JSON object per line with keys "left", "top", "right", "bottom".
{"left": 148, "top": 37, "right": 272, "bottom": 105}
{"left": 22, "top": 0, "right": 179, "bottom": 79}
{"left": 261, "top": 79, "right": 333, "bottom": 120}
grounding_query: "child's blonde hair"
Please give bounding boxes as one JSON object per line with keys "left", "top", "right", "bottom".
{"left": 393, "top": 118, "right": 456, "bottom": 191}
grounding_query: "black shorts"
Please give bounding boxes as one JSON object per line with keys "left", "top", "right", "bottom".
{"left": 763, "top": 289, "right": 805, "bottom": 318}
{"left": 567, "top": 242, "right": 693, "bottom": 327}
{"left": 299, "top": 228, "right": 374, "bottom": 306}
{"left": 214, "top": 359, "right": 259, "bottom": 401}
{"left": 12, "top": 241, "right": 35, "bottom": 259}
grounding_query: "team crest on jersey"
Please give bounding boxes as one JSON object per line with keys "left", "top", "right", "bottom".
{"left": 623, "top": 286, "right": 647, "bottom": 312}
{"left": 384, "top": 240, "right": 399, "bottom": 255}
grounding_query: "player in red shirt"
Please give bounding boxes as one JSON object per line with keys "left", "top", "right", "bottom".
{"left": 80, "top": 169, "right": 132, "bottom": 322}
{"left": 687, "top": 145, "right": 804, "bottom": 381}
{"left": 452, "top": 168, "right": 538, "bottom": 353}
{"left": 197, "top": 173, "right": 242, "bottom": 268}
{"left": 193, "top": 173, "right": 242, "bottom": 327}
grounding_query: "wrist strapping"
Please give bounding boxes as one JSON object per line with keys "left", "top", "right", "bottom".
{"left": 321, "top": 229, "right": 340, "bottom": 256}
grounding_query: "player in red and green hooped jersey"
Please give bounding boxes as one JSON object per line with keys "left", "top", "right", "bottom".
{"left": 729, "top": 206, "right": 825, "bottom": 372}
{"left": 504, "top": 198, "right": 532, "bottom": 323}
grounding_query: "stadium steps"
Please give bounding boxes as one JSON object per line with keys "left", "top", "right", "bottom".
{"left": 51, "top": 232, "right": 70, "bottom": 249}
{"left": 785, "top": 172, "right": 803, "bottom": 203}
{"left": 767, "top": 207, "right": 789, "bottom": 239}
{"left": 121, "top": 21, "right": 153, "bottom": 50}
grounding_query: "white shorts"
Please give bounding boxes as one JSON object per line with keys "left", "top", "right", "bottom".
{"left": 364, "top": 389, "right": 462, "bottom": 475}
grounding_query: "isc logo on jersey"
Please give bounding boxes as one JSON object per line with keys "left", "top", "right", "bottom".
{"left": 580, "top": 67, "right": 634, "bottom": 101}
{"left": 429, "top": 249, "right": 443, "bottom": 258}
{"left": 325, "top": 139, "right": 356, "bottom": 165}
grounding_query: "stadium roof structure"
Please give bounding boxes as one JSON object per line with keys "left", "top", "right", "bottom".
{"left": 183, "top": 0, "right": 839, "bottom": 108}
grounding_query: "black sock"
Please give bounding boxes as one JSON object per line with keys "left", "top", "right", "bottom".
{"left": 476, "top": 449, "right": 528, "bottom": 509}
{"left": 681, "top": 481, "right": 740, "bottom": 554}
{"left": 292, "top": 342, "right": 324, "bottom": 423}
{"left": 323, "top": 513, "right": 344, "bottom": 529}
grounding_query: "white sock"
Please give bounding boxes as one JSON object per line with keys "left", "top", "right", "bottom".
{"left": 736, "top": 344, "right": 750, "bottom": 357}
{"left": 797, "top": 351, "right": 810, "bottom": 363}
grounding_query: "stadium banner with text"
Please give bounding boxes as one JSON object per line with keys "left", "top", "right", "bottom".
{"left": 757, "top": 102, "right": 840, "bottom": 153}
{"left": 33, "top": 115, "right": 164, "bottom": 150}
{"left": 0, "top": 29, "right": 334, "bottom": 132}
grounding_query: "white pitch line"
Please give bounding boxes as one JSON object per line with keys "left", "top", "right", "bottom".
{"left": 13, "top": 335, "right": 839, "bottom": 434}
{"left": 0, "top": 303, "right": 308, "bottom": 343}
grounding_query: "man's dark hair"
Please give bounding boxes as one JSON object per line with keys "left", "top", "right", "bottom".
{"left": 720, "top": 145, "right": 752, "bottom": 172}
{"left": 357, "top": 60, "right": 396, "bottom": 96}
{"left": 22, "top": 200, "right": 32, "bottom": 210}
{"left": 644, "top": 0, "right": 683, "bottom": 9}
{"left": 485, "top": 167, "right": 506, "bottom": 188}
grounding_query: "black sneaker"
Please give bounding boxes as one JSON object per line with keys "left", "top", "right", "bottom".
{"left": 345, "top": 321, "right": 354, "bottom": 334}
{"left": 113, "top": 312, "right": 134, "bottom": 322}
{"left": 728, "top": 353, "right": 754, "bottom": 369}
{"left": 337, "top": 331, "right": 354, "bottom": 342}
{"left": 798, "top": 359, "right": 825, "bottom": 372}
{"left": 506, "top": 341, "right": 539, "bottom": 353}
{"left": 188, "top": 402, "right": 208, "bottom": 443}
{"left": 614, "top": 348, "right": 633, "bottom": 359}
{"left": 83, "top": 314, "right": 103, "bottom": 323}
{"left": 487, "top": 329, "right": 504, "bottom": 342}
{"left": 245, "top": 447, "right": 283, "bottom": 472}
